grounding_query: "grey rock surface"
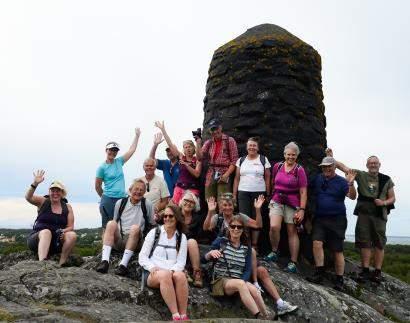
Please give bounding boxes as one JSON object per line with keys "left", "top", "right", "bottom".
{"left": 1, "top": 252, "right": 409, "bottom": 322}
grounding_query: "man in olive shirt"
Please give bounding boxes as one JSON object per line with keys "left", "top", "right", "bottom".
{"left": 326, "top": 149, "right": 396, "bottom": 283}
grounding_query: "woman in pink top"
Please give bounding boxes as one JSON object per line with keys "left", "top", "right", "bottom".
{"left": 265, "top": 142, "right": 307, "bottom": 273}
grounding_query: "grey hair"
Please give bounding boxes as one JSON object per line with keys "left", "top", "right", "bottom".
{"left": 143, "top": 157, "right": 157, "bottom": 167}
{"left": 284, "top": 141, "right": 300, "bottom": 156}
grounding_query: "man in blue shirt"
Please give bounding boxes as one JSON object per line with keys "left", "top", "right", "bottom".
{"left": 149, "top": 133, "right": 180, "bottom": 197}
{"left": 307, "top": 157, "right": 357, "bottom": 290}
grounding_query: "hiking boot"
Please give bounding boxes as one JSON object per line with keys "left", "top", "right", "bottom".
{"left": 193, "top": 269, "right": 203, "bottom": 288}
{"left": 264, "top": 251, "right": 278, "bottom": 262}
{"left": 284, "top": 261, "right": 297, "bottom": 273}
{"left": 114, "top": 264, "right": 129, "bottom": 276}
{"left": 333, "top": 276, "right": 344, "bottom": 291}
{"left": 96, "top": 260, "right": 109, "bottom": 274}
{"left": 357, "top": 268, "right": 371, "bottom": 283}
{"left": 370, "top": 269, "right": 382, "bottom": 284}
{"left": 306, "top": 268, "right": 324, "bottom": 284}
{"left": 277, "top": 301, "right": 298, "bottom": 316}
{"left": 185, "top": 270, "right": 193, "bottom": 284}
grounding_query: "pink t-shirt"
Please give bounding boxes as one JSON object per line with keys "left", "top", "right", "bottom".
{"left": 271, "top": 162, "right": 307, "bottom": 208}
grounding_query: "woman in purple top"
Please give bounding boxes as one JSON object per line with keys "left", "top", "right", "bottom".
{"left": 154, "top": 121, "right": 202, "bottom": 205}
{"left": 265, "top": 142, "right": 307, "bottom": 273}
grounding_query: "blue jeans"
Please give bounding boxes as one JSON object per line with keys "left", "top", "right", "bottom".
{"left": 99, "top": 195, "right": 122, "bottom": 228}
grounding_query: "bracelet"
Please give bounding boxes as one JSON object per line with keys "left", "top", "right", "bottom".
{"left": 30, "top": 184, "right": 37, "bottom": 189}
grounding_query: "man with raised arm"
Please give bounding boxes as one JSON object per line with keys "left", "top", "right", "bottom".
{"left": 326, "top": 148, "right": 396, "bottom": 284}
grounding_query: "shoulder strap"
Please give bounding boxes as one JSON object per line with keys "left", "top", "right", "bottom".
{"left": 149, "top": 226, "right": 162, "bottom": 258}
{"left": 239, "top": 156, "right": 246, "bottom": 167}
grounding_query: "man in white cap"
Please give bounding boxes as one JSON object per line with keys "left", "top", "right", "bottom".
{"left": 307, "top": 156, "right": 357, "bottom": 290}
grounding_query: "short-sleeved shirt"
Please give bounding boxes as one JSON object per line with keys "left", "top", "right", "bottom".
{"left": 113, "top": 197, "right": 155, "bottom": 235}
{"left": 202, "top": 134, "right": 239, "bottom": 186}
{"left": 156, "top": 159, "right": 180, "bottom": 197}
{"left": 313, "top": 174, "right": 349, "bottom": 218}
{"left": 96, "top": 157, "right": 126, "bottom": 198}
{"left": 354, "top": 170, "right": 395, "bottom": 216}
{"left": 272, "top": 163, "right": 307, "bottom": 209}
{"left": 139, "top": 175, "right": 170, "bottom": 207}
{"left": 236, "top": 155, "right": 271, "bottom": 192}
{"left": 211, "top": 213, "right": 251, "bottom": 237}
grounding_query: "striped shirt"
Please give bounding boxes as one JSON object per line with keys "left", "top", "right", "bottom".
{"left": 214, "top": 242, "right": 249, "bottom": 279}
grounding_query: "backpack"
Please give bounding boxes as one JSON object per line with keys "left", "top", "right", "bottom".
{"left": 116, "top": 197, "right": 153, "bottom": 238}
{"left": 238, "top": 154, "right": 267, "bottom": 168}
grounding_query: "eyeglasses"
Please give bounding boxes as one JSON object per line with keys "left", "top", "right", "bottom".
{"left": 163, "top": 214, "right": 175, "bottom": 219}
{"left": 229, "top": 225, "right": 244, "bottom": 230}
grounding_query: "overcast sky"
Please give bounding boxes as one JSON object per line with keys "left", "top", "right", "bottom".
{"left": 1, "top": 1, "right": 409, "bottom": 235}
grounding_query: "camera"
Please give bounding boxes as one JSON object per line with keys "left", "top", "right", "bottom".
{"left": 192, "top": 128, "right": 202, "bottom": 140}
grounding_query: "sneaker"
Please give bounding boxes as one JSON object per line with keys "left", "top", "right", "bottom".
{"left": 193, "top": 269, "right": 203, "bottom": 288}
{"left": 96, "top": 260, "right": 109, "bottom": 274}
{"left": 306, "top": 269, "right": 323, "bottom": 284}
{"left": 284, "top": 261, "right": 297, "bottom": 273}
{"left": 333, "top": 276, "right": 344, "bottom": 291}
{"left": 114, "top": 264, "right": 129, "bottom": 276}
{"left": 357, "top": 268, "right": 371, "bottom": 283}
{"left": 277, "top": 301, "right": 298, "bottom": 316}
{"left": 264, "top": 251, "right": 278, "bottom": 262}
{"left": 370, "top": 269, "right": 382, "bottom": 284}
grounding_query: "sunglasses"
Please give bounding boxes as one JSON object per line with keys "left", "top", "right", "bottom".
{"left": 163, "top": 214, "right": 175, "bottom": 219}
{"left": 229, "top": 224, "right": 244, "bottom": 230}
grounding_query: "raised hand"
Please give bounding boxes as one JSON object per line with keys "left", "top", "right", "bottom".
{"left": 153, "top": 133, "right": 164, "bottom": 145}
{"left": 135, "top": 127, "right": 141, "bottom": 137}
{"left": 325, "top": 148, "right": 334, "bottom": 157}
{"left": 207, "top": 197, "right": 217, "bottom": 212}
{"left": 346, "top": 169, "right": 357, "bottom": 184}
{"left": 32, "top": 170, "right": 45, "bottom": 186}
{"left": 154, "top": 120, "right": 165, "bottom": 131}
{"left": 254, "top": 194, "right": 265, "bottom": 209}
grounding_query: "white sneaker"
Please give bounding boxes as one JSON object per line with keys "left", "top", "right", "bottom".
{"left": 277, "top": 301, "right": 298, "bottom": 316}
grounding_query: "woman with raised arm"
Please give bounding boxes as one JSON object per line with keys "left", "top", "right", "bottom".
{"left": 233, "top": 137, "right": 271, "bottom": 251}
{"left": 265, "top": 142, "right": 308, "bottom": 274}
{"left": 203, "top": 215, "right": 270, "bottom": 320}
{"left": 95, "top": 127, "right": 141, "bottom": 229}
{"left": 139, "top": 204, "right": 189, "bottom": 321}
{"left": 154, "top": 121, "right": 202, "bottom": 205}
{"left": 25, "top": 170, "right": 77, "bottom": 266}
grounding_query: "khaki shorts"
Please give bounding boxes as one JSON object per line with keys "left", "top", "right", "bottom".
{"left": 210, "top": 277, "right": 229, "bottom": 296}
{"left": 269, "top": 201, "right": 296, "bottom": 224}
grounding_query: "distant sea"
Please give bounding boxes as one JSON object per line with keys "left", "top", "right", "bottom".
{"left": 345, "top": 234, "right": 410, "bottom": 245}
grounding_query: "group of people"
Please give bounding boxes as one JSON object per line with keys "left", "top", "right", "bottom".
{"left": 25, "top": 118, "right": 396, "bottom": 321}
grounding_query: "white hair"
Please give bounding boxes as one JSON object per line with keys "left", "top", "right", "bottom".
{"left": 284, "top": 141, "right": 300, "bottom": 156}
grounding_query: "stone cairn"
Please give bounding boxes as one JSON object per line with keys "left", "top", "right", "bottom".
{"left": 202, "top": 24, "right": 327, "bottom": 255}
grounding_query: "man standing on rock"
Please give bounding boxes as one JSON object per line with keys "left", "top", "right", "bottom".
{"left": 307, "top": 157, "right": 357, "bottom": 290}
{"left": 326, "top": 149, "right": 396, "bottom": 284}
{"left": 96, "top": 179, "right": 155, "bottom": 275}
{"left": 196, "top": 118, "right": 238, "bottom": 200}
{"left": 149, "top": 133, "right": 180, "bottom": 198}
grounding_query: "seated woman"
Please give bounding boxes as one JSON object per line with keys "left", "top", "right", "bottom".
{"left": 25, "top": 170, "right": 77, "bottom": 266}
{"left": 138, "top": 204, "right": 189, "bottom": 321}
{"left": 179, "top": 191, "right": 203, "bottom": 287}
{"left": 203, "top": 215, "right": 269, "bottom": 319}
{"left": 154, "top": 121, "right": 202, "bottom": 204}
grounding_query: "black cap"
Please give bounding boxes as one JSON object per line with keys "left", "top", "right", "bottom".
{"left": 207, "top": 118, "right": 221, "bottom": 129}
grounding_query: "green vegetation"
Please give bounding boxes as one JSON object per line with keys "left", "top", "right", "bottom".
{"left": 344, "top": 242, "right": 410, "bottom": 284}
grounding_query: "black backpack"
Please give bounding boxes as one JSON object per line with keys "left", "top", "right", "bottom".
{"left": 116, "top": 197, "right": 153, "bottom": 238}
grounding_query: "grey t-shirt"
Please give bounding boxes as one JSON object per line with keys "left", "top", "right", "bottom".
{"left": 113, "top": 198, "right": 155, "bottom": 235}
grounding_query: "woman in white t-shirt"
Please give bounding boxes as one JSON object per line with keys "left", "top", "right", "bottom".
{"left": 233, "top": 137, "right": 271, "bottom": 249}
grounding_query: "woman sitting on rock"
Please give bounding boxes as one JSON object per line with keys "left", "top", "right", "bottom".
{"left": 138, "top": 204, "right": 189, "bottom": 321}
{"left": 179, "top": 191, "right": 203, "bottom": 287}
{"left": 25, "top": 170, "right": 77, "bottom": 266}
{"left": 154, "top": 120, "right": 202, "bottom": 205}
{"left": 266, "top": 142, "right": 307, "bottom": 273}
{"left": 203, "top": 215, "right": 270, "bottom": 319}
{"left": 233, "top": 136, "right": 271, "bottom": 251}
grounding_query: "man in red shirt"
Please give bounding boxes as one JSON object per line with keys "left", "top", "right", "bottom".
{"left": 196, "top": 118, "right": 238, "bottom": 200}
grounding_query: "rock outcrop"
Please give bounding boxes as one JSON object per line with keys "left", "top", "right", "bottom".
{"left": 0, "top": 252, "right": 409, "bottom": 322}
{"left": 202, "top": 24, "right": 326, "bottom": 176}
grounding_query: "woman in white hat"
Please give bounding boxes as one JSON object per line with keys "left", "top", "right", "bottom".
{"left": 25, "top": 170, "right": 77, "bottom": 265}
{"left": 95, "top": 128, "right": 141, "bottom": 229}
